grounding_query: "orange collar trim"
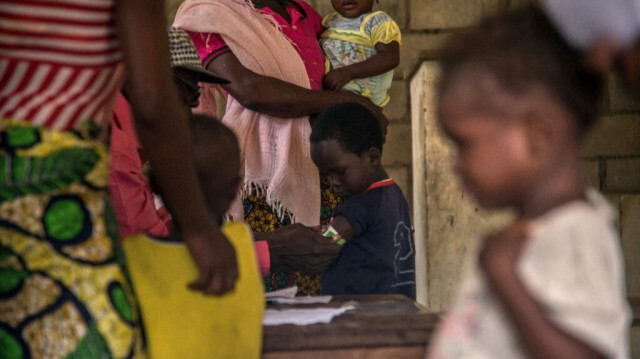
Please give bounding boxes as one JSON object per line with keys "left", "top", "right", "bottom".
{"left": 364, "top": 178, "right": 395, "bottom": 192}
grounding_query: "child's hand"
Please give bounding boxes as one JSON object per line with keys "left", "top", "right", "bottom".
{"left": 479, "top": 221, "right": 530, "bottom": 280}
{"left": 324, "top": 67, "right": 354, "bottom": 91}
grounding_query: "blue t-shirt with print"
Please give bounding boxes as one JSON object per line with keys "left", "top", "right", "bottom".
{"left": 321, "top": 180, "right": 416, "bottom": 299}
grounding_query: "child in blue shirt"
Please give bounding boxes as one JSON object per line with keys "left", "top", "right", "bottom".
{"left": 310, "top": 102, "right": 415, "bottom": 299}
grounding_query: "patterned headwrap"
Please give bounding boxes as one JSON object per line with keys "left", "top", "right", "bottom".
{"left": 167, "top": 27, "right": 229, "bottom": 84}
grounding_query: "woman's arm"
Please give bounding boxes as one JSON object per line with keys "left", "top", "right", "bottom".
{"left": 207, "top": 51, "right": 387, "bottom": 125}
{"left": 254, "top": 224, "right": 341, "bottom": 274}
{"left": 324, "top": 41, "right": 400, "bottom": 91}
{"left": 114, "top": 0, "right": 238, "bottom": 295}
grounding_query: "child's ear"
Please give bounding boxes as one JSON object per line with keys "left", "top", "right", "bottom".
{"left": 523, "top": 111, "right": 550, "bottom": 158}
{"left": 366, "top": 147, "right": 382, "bottom": 166}
{"left": 523, "top": 99, "right": 565, "bottom": 160}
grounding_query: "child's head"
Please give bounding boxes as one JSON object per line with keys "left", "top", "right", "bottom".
{"left": 190, "top": 114, "right": 242, "bottom": 218}
{"left": 437, "top": 5, "right": 603, "bottom": 210}
{"left": 310, "top": 102, "right": 383, "bottom": 197}
{"left": 331, "top": 0, "right": 374, "bottom": 18}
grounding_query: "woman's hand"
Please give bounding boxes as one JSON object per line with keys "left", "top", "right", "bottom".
{"left": 338, "top": 90, "right": 389, "bottom": 140}
{"left": 259, "top": 224, "right": 342, "bottom": 274}
{"left": 184, "top": 223, "right": 239, "bottom": 295}
{"left": 324, "top": 67, "right": 354, "bottom": 91}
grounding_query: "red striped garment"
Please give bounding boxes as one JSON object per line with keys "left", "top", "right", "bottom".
{"left": 0, "top": 0, "right": 124, "bottom": 130}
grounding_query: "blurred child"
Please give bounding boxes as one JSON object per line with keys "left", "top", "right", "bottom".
{"left": 173, "top": 114, "right": 242, "bottom": 233}
{"left": 427, "top": 6, "right": 631, "bottom": 359}
{"left": 320, "top": 0, "right": 401, "bottom": 106}
{"left": 310, "top": 102, "right": 415, "bottom": 298}
{"left": 123, "top": 114, "right": 264, "bottom": 359}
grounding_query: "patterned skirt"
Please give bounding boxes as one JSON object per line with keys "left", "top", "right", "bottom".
{"left": 243, "top": 176, "right": 342, "bottom": 296}
{"left": 0, "top": 121, "right": 144, "bottom": 358}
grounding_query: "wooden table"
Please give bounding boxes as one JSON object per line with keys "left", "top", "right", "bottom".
{"left": 262, "top": 294, "right": 440, "bottom": 359}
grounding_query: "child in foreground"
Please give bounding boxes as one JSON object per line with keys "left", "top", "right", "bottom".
{"left": 310, "top": 102, "right": 415, "bottom": 299}
{"left": 321, "top": 0, "right": 400, "bottom": 106}
{"left": 427, "top": 6, "right": 631, "bottom": 359}
{"left": 123, "top": 115, "right": 264, "bottom": 359}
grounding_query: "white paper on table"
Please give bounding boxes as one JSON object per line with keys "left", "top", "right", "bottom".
{"left": 263, "top": 304, "right": 355, "bottom": 326}
{"left": 264, "top": 286, "right": 298, "bottom": 300}
{"left": 267, "top": 296, "right": 333, "bottom": 305}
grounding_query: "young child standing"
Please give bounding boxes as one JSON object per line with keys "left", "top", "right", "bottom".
{"left": 123, "top": 115, "right": 264, "bottom": 359}
{"left": 427, "top": 6, "right": 631, "bottom": 359}
{"left": 310, "top": 102, "right": 415, "bottom": 299}
{"left": 320, "top": 0, "right": 401, "bottom": 106}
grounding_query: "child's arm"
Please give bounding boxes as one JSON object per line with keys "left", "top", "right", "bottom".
{"left": 327, "top": 215, "right": 355, "bottom": 242}
{"left": 324, "top": 41, "right": 400, "bottom": 91}
{"left": 480, "top": 222, "right": 605, "bottom": 359}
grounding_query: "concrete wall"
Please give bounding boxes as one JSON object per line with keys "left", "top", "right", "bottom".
{"left": 410, "top": 62, "right": 514, "bottom": 311}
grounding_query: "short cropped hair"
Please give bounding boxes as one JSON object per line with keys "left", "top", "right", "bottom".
{"left": 310, "top": 102, "right": 383, "bottom": 154}
{"left": 190, "top": 114, "right": 238, "bottom": 152}
{"left": 438, "top": 4, "right": 604, "bottom": 134}
{"left": 190, "top": 114, "right": 239, "bottom": 173}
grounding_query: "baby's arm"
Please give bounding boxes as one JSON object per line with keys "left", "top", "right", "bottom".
{"left": 481, "top": 222, "right": 605, "bottom": 359}
{"left": 324, "top": 41, "right": 400, "bottom": 91}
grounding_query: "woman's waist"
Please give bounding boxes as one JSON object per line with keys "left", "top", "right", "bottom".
{"left": 0, "top": 119, "right": 110, "bottom": 202}
{"left": 0, "top": 59, "right": 124, "bottom": 131}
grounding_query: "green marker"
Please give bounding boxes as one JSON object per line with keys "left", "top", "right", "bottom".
{"left": 323, "top": 225, "right": 346, "bottom": 245}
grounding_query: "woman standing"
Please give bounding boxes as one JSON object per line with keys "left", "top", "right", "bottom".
{"left": 174, "top": 0, "right": 384, "bottom": 295}
{"left": 0, "top": 0, "right": 237, "bottom": 356}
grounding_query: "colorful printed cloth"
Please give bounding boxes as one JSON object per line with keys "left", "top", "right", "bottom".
{"left": 320, "top": 11, "right": 401, "bottom": 106}
{"left": 0, "top": 120, "right": 144, "bottom": 358}
{"left": 245, "top": 176, "right": 342, "bottom": 296}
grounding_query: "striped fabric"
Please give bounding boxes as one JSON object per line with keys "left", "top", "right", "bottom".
{"left": 0, "top": 0, "right": 124, "bottom": 130}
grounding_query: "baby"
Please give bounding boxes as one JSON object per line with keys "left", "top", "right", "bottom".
{"left": 320, "top": 0, "right": 401, "bottom": 106}
{"left": 123, "top": 114, "right": 264, "bottom": 359}
{"left": 310, "top": 102, "right": 415, "bottom": 299}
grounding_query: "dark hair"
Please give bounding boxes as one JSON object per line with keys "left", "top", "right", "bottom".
{"left": 190, "top": 114, "right": 236, "bottom": 148}
{"left": 310, "top": 102, "right": 383, "bottom": 154}
{"left": 190, "top": 114, "right": 239, "bottom": 170}
{"left": 437, "top": 4, "right": 603, "bottom": 134}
